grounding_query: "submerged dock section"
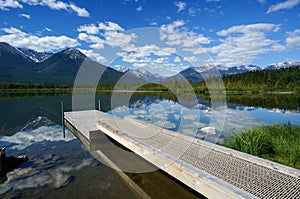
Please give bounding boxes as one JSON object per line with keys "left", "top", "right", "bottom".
{"left": 64, "top": 110, "right": 300, "bottom": 199}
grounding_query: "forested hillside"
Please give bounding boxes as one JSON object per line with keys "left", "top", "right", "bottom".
{"left": 197, "top": 66, "right": 300, "bottom": 94}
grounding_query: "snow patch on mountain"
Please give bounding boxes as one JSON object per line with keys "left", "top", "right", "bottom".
{"left": 116, "top": 66, "right": 130, "bottom": 73}
{"left": 127, "top": 68, "right": 163, "bottom": 82}
{"left": 62, "top": 48, "right": 85, "bottom": 60}
{"left": 265, "top": 61, "right": 300, "bottom": 70}
{"left": 17, "top": 48, "right": 53, "bottom": 63}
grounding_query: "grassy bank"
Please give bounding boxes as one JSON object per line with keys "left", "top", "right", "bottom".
{"left": 224, "top": 123, "right": 300, "bottom": 170}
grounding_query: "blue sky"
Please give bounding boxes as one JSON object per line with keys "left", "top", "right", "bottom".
{"left": 0, "top": 0, "right": 299, "bottom": 76}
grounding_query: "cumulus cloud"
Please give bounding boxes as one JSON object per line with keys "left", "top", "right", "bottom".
{"left": 0, "top": 27, "right": 79, "bottom": 51}
{"left": 78, "top": 33, "right": 104, "bottom": 48}
{"left": 0, "top": 0, "right": 90, "bottom": 17}
{"left": 77, "top": 24, "right": 100, "bottom": 34}
{"left": 159, "top": 20, "right": 211, "bottom": 65}
{"left": 184, "top": 56, "right": 198, "bottom": 63}
{"left": 267, "top": 0, "right": 300, "bottom": 14}
{"left": 78, "top": 21, "right": 170, "bottom": 66}
{"left": 0, "top": 0, "right": 23, "bottom": 10}
{"left": 175, "top": 1, "right": 187, "bottom": 12}
{"left": 136, "top": 6, "right": 142, "bottom": 11}
{"left": 286, "top": 29, "right": 300, "bottom": 48}
{"left": 116, "top": 44, "right": 176, "bottom": 64}
{"left": 77, "top": 21, "right": 206, "bottom": 76}
{"left": 98, "top": 21, "right": 124, "bottom": 32}
{"left": 78, "top": 49, "right": 107, "bottom": 63}
{"left": 105, "top": 31, "right": 137, "bottom": 48}
{"left": 210, "top": 23, "right": 284, "bottom": 66}
{"left": 160, "top": 20, "right": 211, "bottom": 47}
{"left": 68, "top": 2, "right": 90, "bottom": 17}
{"left": 77, "top": 21, "right": 134, "bottom": 49}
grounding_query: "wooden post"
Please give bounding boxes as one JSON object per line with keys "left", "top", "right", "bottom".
{"left": 98, "top": 99, "right": 101, "bottom": 111}
{"left": 61, "top": 101, "right": 65, "bottom": 138}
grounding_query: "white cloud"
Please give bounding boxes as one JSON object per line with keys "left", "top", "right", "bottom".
{"left": 174, "top": 56, "right": 181, "bottom": 63}
{"left": 68, "top": 2, "right": 90, "bottom": 17}
{"left": 117, "top": 44, "right": 176, "bottom": 63}
{"left": 0, "top": 0, "right": 23, "bottom": 10}
{"left": 1, "top": 0, "right": 90, "bottom": 17}
{"left": 272, "top": 43, "right": 286, "bottom": 51}
{"left": 0, "top": 27, "right": 79, "bottom": 51}
{"left": 104, "top": 31, "right": 137, "bottom": 48}
{"left": 77, "top": 24, "right": 100, "bottom": 34}
{"left": 36, "top": 27, "right": 52, "bottom": 36}
{"left": 210, "top": 23, "right": 284, "bottom": 66}
{"left": 286, "top": 29, "right": 300, "bottom": 48}
{"left": 78, "top": 33, "right": 104, "bottom": 47}
{"left": 154, "top": 57, "right": 169, "bottom": 64}
{"left": 78, "top": 49, "right": 107, "bottom": 63}
{"left": 217, "top": 23, "right": 280, "bottom": 36}
{"left": 257, "top": 0, "right": 266, "bottom": 3}
{"left": 267, "top": 0, "right": 300, "bottom": 14}
{"left": 174, "top": 1, "right": 187, "bottom": 12}
{"left": 188, "top": 7, "right": 200, "bottom": 17}
{"left": 0, "top": 126, "right": 96, "bottom": 194}
{"left": 98, "top": 21, "right": 124, "bottom": 32}
{"left": 150, "top": 21, "right": 158, "bottom": 26}
{"left": 184, "top": 56, "right": 198, "bottom": 63}
{"left": 19, "top": 13, "right": 30, "bottom": 19}
{"left": 160, "top": 20, "right": 211, "bottom": 48}
{"left": 77, "top": 21, "right": 135, "bottom": 51}
{"left": 136, "top": 6, "right": 142, "bottom": 11}
{"left": 44, "top": 27, "right": 52, "bottom": 32}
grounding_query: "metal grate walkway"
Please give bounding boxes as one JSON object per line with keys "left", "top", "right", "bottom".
{"left": 65, "top": 110, "right": 300, "bottom": 199}
{"left": 127, "top": 126, "right": 300, "bottom": 198}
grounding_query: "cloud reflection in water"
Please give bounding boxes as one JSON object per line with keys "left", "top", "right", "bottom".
{"left": 0, "top": 125, "right": 95, "bottom": 195}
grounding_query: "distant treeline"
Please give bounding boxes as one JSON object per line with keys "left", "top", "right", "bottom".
{"left": 0, "top": 82, "right": 71, "bottom": 89}
{"left": 1, "top": 66, "right": 300, "bottom": 95}
{"left": 0, "top": 82, "right": 72, "bottom": 96}
{"left": 196, "top": 66, "right": 300, "bottom": 94}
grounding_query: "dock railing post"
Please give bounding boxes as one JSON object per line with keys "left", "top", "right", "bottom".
{"left": 61, "top": 101, "right": 65, "bottom": 138}
{"left": 98, "top": 99, "right": 101, "bottom": 111}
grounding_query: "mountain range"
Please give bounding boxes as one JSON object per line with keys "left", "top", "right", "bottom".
{"left": 0, "top": 42, "right": 299, "bottom": 85}
{"left": 118, "top": 61, "right": 300, "bottom": 83}
{"left": 0, "top": 42, "right": 143, "bottom": 85}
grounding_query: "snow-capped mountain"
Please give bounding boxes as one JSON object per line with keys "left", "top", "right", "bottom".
{"left": 116, "top": 66, "right": 130, "bottom": 73}
{"left": 193, "top": 64, "right": 261, "bottom": 75}
{"left": 169, "top": 64, "right": 261, "bottom": 83}
{"left": 126, "top": 68, "right": 163, "bottom": 83}
{"left": 265, "top": 61, "right": 300, "bottom": 70}
{"left": 62, "top": 48, "right": 86, "bottom": 60}
{"left": 17, "top": 48, "right": 53, "bottom": 63}
{"left": 226, "top": 65, "right": 261, "bottom": 75}
{"left": 116, "top": 64, "right": 263, "bottom": 83}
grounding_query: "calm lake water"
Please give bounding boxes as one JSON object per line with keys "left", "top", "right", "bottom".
{"left": 0, "top": 93, "right": 299, "bottom": 198}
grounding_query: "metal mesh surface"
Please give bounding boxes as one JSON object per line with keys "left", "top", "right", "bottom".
{"left": 99, "top": 118, "right": 300, "bottom": 199}
{"left": 141, "top": 132, "right": 300, "bottom": 198}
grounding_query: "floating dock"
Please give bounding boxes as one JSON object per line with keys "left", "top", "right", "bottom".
{"left": 64, "top": 110, "right": 300, "bottom": 199}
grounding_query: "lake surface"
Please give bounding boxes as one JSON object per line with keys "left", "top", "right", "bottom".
{"left": 0, "top": 93, "right": 299, "bottom": 198}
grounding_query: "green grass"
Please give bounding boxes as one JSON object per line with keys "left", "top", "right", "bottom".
{"left": 224, "top": 123, "right": 300, "bottom": 170}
